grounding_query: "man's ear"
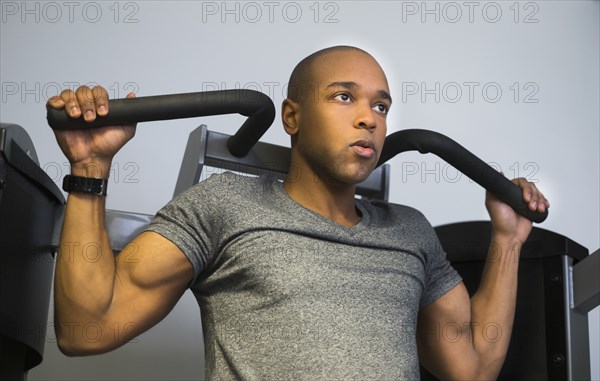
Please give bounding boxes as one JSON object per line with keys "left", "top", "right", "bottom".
{"left": 282, "top": 98, "right": 300, "bottom": 137}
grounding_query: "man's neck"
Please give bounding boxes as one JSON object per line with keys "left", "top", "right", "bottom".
{"left": 283, "top": 169, "right": 361, "bottom": 228}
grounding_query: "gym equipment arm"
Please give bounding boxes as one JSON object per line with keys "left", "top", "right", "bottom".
{"left": 377, "top": 129, "right": 548, "bottom": 223}
{"left": 47, "top": 90, "right": 276, "bottom": 158}
{"left": 47, "top": 92, "right": 547, "bottom": 223}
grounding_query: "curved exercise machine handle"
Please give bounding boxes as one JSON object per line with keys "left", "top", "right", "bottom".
{"left": 377, "top": 129, "right": 548, "bottom": 223}
{"left": 47, "top": 91, "right": 546, "bottom": 222}
{"left": 46, "top": 90, "right": 276, "bottom": 157}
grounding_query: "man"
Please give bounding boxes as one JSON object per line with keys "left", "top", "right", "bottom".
{"left": 48, "top": 46, "right": 548, "bottom": 380}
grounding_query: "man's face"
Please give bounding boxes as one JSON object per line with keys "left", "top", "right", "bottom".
{"left": 289, "top": 50, "right": 392, "bottom": 186}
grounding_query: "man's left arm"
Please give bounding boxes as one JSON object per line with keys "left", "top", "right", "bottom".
{"left": 417, "top": 178, "right": 549, "bottom": 380}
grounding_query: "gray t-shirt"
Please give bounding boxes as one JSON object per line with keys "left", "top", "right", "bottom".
{"left": 145, "top": 172, "right": 462, "bottom": 380}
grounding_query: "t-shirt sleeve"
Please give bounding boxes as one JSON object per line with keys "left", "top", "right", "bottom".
{"left": 419, "top": 221, "right": 463, "bottom": 309}
{"left": 143, "top": 173, "right": 227, "bottom": 287}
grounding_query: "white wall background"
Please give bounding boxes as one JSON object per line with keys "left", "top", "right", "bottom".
{"left": 1, "top": 0, "right": 598, "bottom": 379}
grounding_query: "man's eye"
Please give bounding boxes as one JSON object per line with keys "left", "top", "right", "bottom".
{"left": 374, "top": 103, "right": 389, "bottom": 114}
{"left": 334, "top": 93, "right": 351, "bottom": 102}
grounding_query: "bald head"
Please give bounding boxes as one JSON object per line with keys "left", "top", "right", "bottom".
{"left": 287, "top": 46, "right": 382, "bottom": 104}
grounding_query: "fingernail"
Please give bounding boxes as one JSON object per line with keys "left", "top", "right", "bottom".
{"left": 97, "top": 105, "right": 107, "bottom": 114}
{"left": 85, "top": 110, "right": 94, "bottom": 120}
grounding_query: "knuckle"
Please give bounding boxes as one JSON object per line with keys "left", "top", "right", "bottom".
{"left": 92, "top": 85, "right": 107, "bottom": 97}
{"left": 78, "top": 95, "right": 95, "bottom": 106}
{"left": 60, "top": 89, "right": 76, "bottom": 101}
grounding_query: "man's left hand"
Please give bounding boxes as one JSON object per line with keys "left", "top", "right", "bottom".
{"left": 485, "top": 177, "right": 550, "bottom": 243}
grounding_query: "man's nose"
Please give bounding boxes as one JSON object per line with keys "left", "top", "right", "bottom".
{"left": 353, "top": 102, "right": 377, "bottom": 131}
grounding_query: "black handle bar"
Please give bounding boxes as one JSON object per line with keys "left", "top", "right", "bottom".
{"left": 46, "top": 91, "right": 546, "bottom": 223}
{"left": 46, "top": 90, "right": 276, "bottom": 157}
{"left": 377, "top": 129, "right": 548, "bottom": 223}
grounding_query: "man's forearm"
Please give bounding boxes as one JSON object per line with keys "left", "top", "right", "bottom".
{"left": 54, "top": 164, "right": 117, "bottom": 350}
{"left": 469, "top": 234, "right": 522, "bottom": 377}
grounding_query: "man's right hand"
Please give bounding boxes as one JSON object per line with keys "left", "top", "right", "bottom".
{"left": 47, "top": 85, "right": 137, "bottom": 178}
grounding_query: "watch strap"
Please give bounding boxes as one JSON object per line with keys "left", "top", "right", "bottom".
{"left": 62, "top": 175, "right": 108, "bottom": 196}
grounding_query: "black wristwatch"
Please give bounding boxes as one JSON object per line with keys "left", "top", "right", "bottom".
{"left": 62, "top": 175, "right": 108, "bottom": 196}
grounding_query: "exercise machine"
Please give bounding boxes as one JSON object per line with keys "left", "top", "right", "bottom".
{"left": 0, "top": 89, "right": 597, "bottom": 379}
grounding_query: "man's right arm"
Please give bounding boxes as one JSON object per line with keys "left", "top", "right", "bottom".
{"left": 50, "top": 86, "right": 193, "bottom": 355}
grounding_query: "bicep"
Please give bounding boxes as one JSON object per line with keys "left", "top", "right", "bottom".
{"left": 107, "top": 231, "right": 193, "bottom": 346}
{"left": 417, "top": 281, "right": 479, "bottom": 380}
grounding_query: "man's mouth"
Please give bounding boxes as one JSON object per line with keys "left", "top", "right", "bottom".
{"left": 350, "top": 139, "right": 376, "bottom": 158}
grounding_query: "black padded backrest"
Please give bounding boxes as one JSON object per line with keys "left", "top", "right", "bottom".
{"left": 420, "top": 221, "right": 588, "bottom": 381}
{"left": 0, "top": 124, "right": 65, "bottom": 377}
